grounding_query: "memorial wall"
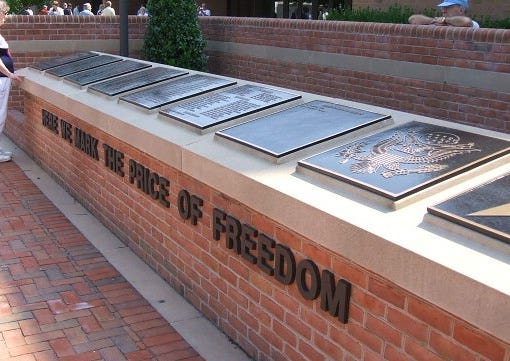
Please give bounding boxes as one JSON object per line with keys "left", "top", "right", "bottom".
{"left": 9, "top": 52, "right": 510, "bottom": 361}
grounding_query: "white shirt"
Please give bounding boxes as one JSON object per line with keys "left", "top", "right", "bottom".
{"left": 49, "top": 6, "right": 64, "bottom": 15}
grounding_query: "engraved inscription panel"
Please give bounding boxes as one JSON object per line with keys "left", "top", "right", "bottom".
{"left": 160, "top": 85, "right": 301, "bottom": 130}
{"left": 88, "top": 67, "right": 188, "bottom": 96}
{"left": 428, "top": 174, "right": 510, "bottom": 244}
{"left": 216, "top": 100, "right": 390, "bottom": 158}
{"left": 298, "top": 122, "right": 510, "bottom": 200}
{"left": 64, "top": 60, "right": 151, "bottom": 86}
{"left": 120, "top": 75, "right": 236, "bottom": 110}
{"left": 46, "top": 55, "right": 122, "bottom": 77}
{"left": 30, "top": 52, "right": 99, "bottom": 71}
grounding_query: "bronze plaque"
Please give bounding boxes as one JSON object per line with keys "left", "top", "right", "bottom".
{"left": 216, "top": 101, "right": 390, "bottom": 158}
{"left": 30, "top": 52, "right": 99, "bottom": 71}
{"left": 46, "top": 55, "right": 122, "bottom": 77}
{"left": 428, "top": 173, "right": 510, "bottom": 244}
{"left": 160, "top": 85, "right": 301, "bottom": 130}
{"left": 119, "top": 75, "right": 236, "bottom": 110}
{"left": 298, "top": 122, "right": 510, "bottom": 200}
{"left": 64, "top": 60, "right": 151, "bottom": 86}
{"left": 88, "top": 67, "right": 188, "bottom": 96}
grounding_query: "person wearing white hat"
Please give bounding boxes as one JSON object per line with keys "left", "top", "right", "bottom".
{"left": 409, "top": 0, "right": 479, "bottom": 28}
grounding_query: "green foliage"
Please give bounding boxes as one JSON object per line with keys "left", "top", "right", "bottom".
{"left": 142, "top": 0, "right": 207, "bottom": 71}
{"left": 7, "top": 0, "right": 45, "bottom": 14}
{"left": 478, "top": 16, "right": 510, "bottom": 29}
{"left": 328, "top": 4, "right": 410, "bottom": 23}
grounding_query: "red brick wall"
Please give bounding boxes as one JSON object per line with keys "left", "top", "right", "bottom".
{"left": 5, "top": 16, "right": 510, "bottom": 134}
{"left": 200, "top": 17, "right": 510, "bottom": 134}
{"left": 6, "top": 93, "right": 510, "bottom": 361}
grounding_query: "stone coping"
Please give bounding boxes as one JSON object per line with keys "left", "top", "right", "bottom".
{"left": 18, "top": 53, "right": 510, "bottom": 343}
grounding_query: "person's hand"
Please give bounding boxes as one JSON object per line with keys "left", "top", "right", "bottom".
{"left": 432, "top": 17, "right": 447, "bottom": 26}
{"left": 9, "top": 73, "right": 23, "bottom": 83}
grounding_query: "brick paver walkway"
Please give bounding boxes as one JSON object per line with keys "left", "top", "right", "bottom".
{"left": 0, "top": 161, "right": 204, "bottom": 361}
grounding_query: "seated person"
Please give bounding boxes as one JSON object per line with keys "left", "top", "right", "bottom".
{"left": 409, "top": 0, "right": 479, "bottom": 28}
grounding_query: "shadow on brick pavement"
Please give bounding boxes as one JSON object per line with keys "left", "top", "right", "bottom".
{"left": 0, "top": 160, "right": 205, "bottom": 361}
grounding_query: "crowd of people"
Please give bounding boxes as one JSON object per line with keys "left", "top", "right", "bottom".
{"left": 20, "top": 1, "right": 157, "bottom": 16}
{"left": 33, "top": 1, "right": 116, "bottom": 15}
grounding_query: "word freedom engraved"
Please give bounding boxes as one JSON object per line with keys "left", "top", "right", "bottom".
{"left": 428, "top": 173, "right": 510, "bottom": 244}
{"left": 160, "top": 85, "right": 301, "bottom": 130}
{"left": 298, "top": 122, "right": 510, "bottom": 201}
{"left": 120, "top": 75, "right": 236, "bottom": 110}
{"left": 30, "top": 52, "right": 99, "bottom": 71}
{"left": 88, "top": 67, "right": 188, "bottom": 97}
{"left": 216, "top": 101, "right": 390, "bottom": 159}
{"left": 64, "top": 60, "right": 151, "bottom": 86}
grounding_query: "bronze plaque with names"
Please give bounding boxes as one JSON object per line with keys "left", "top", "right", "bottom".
{"left": 428, "top": 173, "right": 510, "bottom": 244}
{"left": 119, "top": 74, "right": 236, "bottom": 110}
{"left": 30, "top": 52, "right": 99, "bottom": 71}
{"left": 88, "top": 67, "right": 188, "bottom": 96}
{"left": 298, "top": 122, "right": 510, "bottom": 201}
{"left": 46, "top": 55, "right": 122, "bottom": 77}
{"left": 216, "top": 100, "right": 390, "bottom": 159}
{"left": 160, "top": 85, "right": 301, "bottom": 130}
{"left": 64, "top": 60, "right": 151, "bottom": 86}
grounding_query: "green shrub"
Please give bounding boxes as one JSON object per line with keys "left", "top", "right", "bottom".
{"left": 7, "top": 0, "right": 45, "bottom": 14}
{"left": 478, "top": 16, "right": 510, "bottom": 29}
{"left": 143, "top": 0, "right": 207, "bottom": 71}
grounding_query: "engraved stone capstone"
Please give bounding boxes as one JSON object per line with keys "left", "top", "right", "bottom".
{"left": 64, "top": 60, "right": 151, "bottom": 86}
{"left": 160, "top": 85, "right": 301, "bottom": 130}
{"left": 119, "top": 75, "right": 236, "bottom": 110}
{"left": 298, "top": 122, "right": 510, "bottom": 201}
{"left": 428, "top": 174, "right": 510, "bottom": 244}
{"left": 46, "top": 55, "right": 122, "bottom": 77}
{"left": 216, "top": 100, "right": 390, "bottom": 159}
{"left": 88, "top": 67, "right": 188, "bottom": 96}
{"left": 30, "top": 52, "right": 99, "bottom": 71}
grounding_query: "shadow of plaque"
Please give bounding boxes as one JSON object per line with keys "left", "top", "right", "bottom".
{"left": 46, "top": 55, "right": 122, "bottom": 78}
{"left": 119, "top": 74, "right": 236, "bottom": 111}
{"left": 160, "top": 84, "right": 301, "bottom": 132}
{"left": 30, "top": 52, "right": 99, "bottom": 71}
{"left": 88, "top": 67, "right": 188, "bottom": 97}
{"left": 297, "top": 122, "right": 510, "bottom": 202}
{"left": 216, "top": 100, "right": 390, "bottom": 160}
{"left": 64, "top": 60, "right": 151, "bottom": 86}
{"left": 428, "top": 173, "right": 510, "bottom": 244}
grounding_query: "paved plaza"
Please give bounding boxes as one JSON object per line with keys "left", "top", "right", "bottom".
{"left": 0, "top": 138, "right": 249, "bottom": 361}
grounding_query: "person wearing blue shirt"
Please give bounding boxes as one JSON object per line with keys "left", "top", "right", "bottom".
{"left": 409, "top": 0, "right": 479, "bottom": 28}
{"left": 79, "top": 2, "right": 94, "bottom": 15}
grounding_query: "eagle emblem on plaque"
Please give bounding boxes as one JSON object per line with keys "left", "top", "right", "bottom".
{"left": 335, "top": 127, "right": 481, "bottom": 178}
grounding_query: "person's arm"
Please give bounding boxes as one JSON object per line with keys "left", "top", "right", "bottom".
{"left": 441, "top": 16, "right": 475, "bottom": 27}
{"left": 409, "top": 14, "right": 475, "bottom": 27}
{"left": 0, "top": 60, "right": 21, "bottom": 82}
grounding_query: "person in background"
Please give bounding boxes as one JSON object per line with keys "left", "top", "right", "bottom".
{"left": 96, "top": 3, "right": 104, "bottom": 15}
{"left": 409, "top": 0, "right": 479, "bottom": 28}
{"left": 39, "top": 5, "right": 49, "bottom": 14}
{"left": 62, "top": 2, "right": 72, "bottom": 15}
{"left": 137, "top": 5, "right": 148, "bottom": 16}
{"left": 101, "top": 1, "right": 115, "bottom": 16}
{"left": 73, "top": 3, "right": 80, "bottom": 15}
{"left": 198, "top": 3, "right": 210, "bottom": 16}
{"left": 0, "top": 0, "right": 23, "bottom": 162}
{"left": 21, "top": 7, "right": 33, "bottom": 15}
{"left": 49, "top": 1, "right": 64, "bottom": 15}
{"left": 79, "top": 2, "right": 94, "bottom": 15}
